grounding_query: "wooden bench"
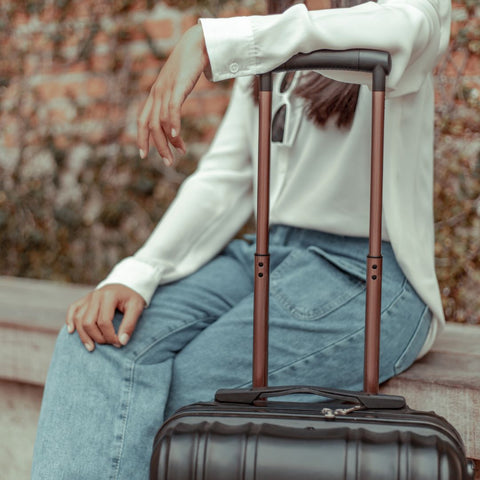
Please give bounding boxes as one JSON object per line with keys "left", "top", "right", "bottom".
{"left": 1, "top": 275, "right": 479, "bottom": 465}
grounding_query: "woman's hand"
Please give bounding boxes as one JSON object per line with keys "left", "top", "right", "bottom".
{"left": 66, "top": 284, "right": 146, "bottom": 352}
{"left": 137, "top": 24, "right": 211, "bottom": 166}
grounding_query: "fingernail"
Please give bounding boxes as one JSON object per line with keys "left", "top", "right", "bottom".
{"left": 176, "top": 147, "right": 186, "bottom": 155}
{"left": 162, "top": 157, "right": 172, "bottom": 167}
{"left": 67, "top": 324, "right": 74, "bottom": 334}
{"left": 171, "top": 128, "right": 177, "bottom": 137}
{"left": 119, "top": 333, "right": 130, "bottom": 346}
{"left": 139, "top": 149, "right": 146, "bottom": 159}
{"left": 84, "top": 343, "right": 94, "bottom": 352}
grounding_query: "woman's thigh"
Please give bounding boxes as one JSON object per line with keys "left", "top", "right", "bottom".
{"left": 165, "top": 239, "right": 430, "bottom": 415}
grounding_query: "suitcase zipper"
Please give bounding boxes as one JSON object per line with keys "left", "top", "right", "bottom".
{"left": 321, "top": 405, "right": 363, "bottom": 419}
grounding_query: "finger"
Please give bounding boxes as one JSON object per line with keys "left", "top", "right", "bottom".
{"left": 97, "top": 293, "right": 120, "bottom": 346}
{"left": 81, "top": 298, "right": 107, "bottom": 346}
{"left": 151, "top": 127, "right": 175, "bottom": 166}
{"left": 66, "top": 295, "right": 90, "bottom": 334}
{"left": 137, "top": 96, "right": 152, "bottom": 159}
{"left": 168, "top": 89, "right": 186, "bottom": 152}
{"left": 66, "top": 302, "right": 79, "bottom": 334}
{"left": 117, "top": 298, "right": 145, "bottom": 346}
{"left": 75, "top": 321, "right": 96, "bottom": 353}
{"left": 167, "top": 122, "right": 186, "bottom": 156}
{"left": 151, "top": 91, "right": 175, "bottom": 166}
{"left": 159, "top": 88, "right": 174, "bottom": 148}
{"left": 161, "top": 92, "right": 186, "bottom": 155}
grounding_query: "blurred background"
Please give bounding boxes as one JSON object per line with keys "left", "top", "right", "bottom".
{"left": 0, "top": 0, "right": 479, "bottom": 323}
{"left": 1, "top": 1, "right": 480, "bottom": 479}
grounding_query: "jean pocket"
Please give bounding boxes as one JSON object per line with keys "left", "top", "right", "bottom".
{"left": 271, "top": 246, "right": 366, "bottom": 321}
{"left": 393, "top": 306, "right": 432, "bottom": 375}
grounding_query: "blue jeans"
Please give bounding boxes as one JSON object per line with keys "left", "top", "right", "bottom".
{"left": 32, "top": 226, "right": 431, "bottom": 479}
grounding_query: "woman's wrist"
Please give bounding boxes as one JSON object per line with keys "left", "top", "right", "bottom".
{"left": 191, "top": 24, "right": 212, "bottom": 80}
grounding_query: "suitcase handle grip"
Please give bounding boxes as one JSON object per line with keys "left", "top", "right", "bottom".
{"left": 272, "top": 49, "right": 391, "bottom": 91}
{"left": 215, "top": 385, "right": 405, "bottom": 410}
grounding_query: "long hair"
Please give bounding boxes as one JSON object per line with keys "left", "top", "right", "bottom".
{"left": 253, "top": 0, "right": 372, "bottom": 128}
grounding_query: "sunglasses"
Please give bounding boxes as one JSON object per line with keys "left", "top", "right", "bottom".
{"left": 272, "top": 71, "right": 297, "bottom": 143}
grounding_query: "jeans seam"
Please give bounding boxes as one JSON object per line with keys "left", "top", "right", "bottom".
{"left": 110, "top": 317, "right": 218, "bottom": 480}
{"left": 232, "top": 278, "right": 410, "bottom": 390}
{"left": 270, "top": 324, "right": 365, "bottom": 379}
{"left": 110, "top": 358, "right": 136, "bottom": 480}
{"left": 234, "top": 324, "right": 365, "bottom": 389}
{"left": 393, "top": 304, "right": 431, "bottom": 375}
{"left": 380, "top": 276, "right": 408, "bottom": 314}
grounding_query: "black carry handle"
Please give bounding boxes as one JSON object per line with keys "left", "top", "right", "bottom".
{"left": 251, "top": 49, "right": 390, "bottom": 396}
{"left": 273, "top": 49, "right": 391, "bottom": 73}
{"left": 216, "top": 385, "right": 405, "bottom": 410}
{"left": 273, "top": 49, "right": 391, "bottom": 91}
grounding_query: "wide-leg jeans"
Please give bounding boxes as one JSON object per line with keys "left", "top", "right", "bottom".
{"left": 32, "top": 226, "right": 431, "bottom": 479}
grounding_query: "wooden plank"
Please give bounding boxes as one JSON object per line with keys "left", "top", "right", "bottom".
{"left": 381, "top": 323, "right": 480, "bottom": 460}
{"left": 382, "top": 378, "right": 480, "bottom": 460}
{"left": 431, "top": 323, "right": 480, "bottom": 357}
{"left": 394, "top": 351, "right": 480, "bottom": 389}
{"left": 0, "top": 276, "right": 92, "bottom": 385}
{"left": 0, "top": 380, "right": 44, "bottom": 480}
{"left": 0, "top": 276, "right": 92, "bottom": 331}
{"left": 0, "top": 324, "right": 58, "bottom": 385}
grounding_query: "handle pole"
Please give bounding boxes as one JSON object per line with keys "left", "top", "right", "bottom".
{"left": 253, "top": 73, "right": 272, "bottom": 388}
{"left": 364, "top": 66, "right": 386, "bottom": 394}
{"left": 250, "top": 53, "right": 390, "bottom": 394}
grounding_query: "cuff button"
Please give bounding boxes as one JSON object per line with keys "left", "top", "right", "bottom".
{"left": 229, "top": 62, "right": 240, "bottom": 74}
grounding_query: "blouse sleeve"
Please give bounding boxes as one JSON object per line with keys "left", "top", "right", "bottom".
{"left": 199, "top": 0, "right": 451, "bottom": 96}
{"left": 97, "top": 79, "right": 254, "bottom": 305}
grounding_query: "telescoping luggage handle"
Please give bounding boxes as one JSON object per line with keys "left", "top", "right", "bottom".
{"left": 252, "top": 49, "right": 391, "bottom": 397}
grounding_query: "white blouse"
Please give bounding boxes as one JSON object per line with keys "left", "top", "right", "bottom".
{"left": 99, "top": 0, "right": 451, "bottom": 356}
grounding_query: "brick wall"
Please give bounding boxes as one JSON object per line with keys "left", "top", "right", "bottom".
{"left": 0, "top": 0, "right": 253, "bottom": 284}
{"left": 0, "top": 0, "right": 479, "bottom": 322}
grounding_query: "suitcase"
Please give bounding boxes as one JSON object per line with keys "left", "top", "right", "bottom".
{"left": 150, "top": 50, "right": 475, "bottom": 480}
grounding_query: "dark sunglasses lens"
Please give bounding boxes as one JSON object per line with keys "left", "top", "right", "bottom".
{"left": 272, "top": 104, "right": 287, "bottom": 143}
{"left": 279, "top": 71, "right": 295, "bottom": 93}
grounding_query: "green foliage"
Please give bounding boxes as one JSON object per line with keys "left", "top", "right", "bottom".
{"left": 433, "top": 1, "right": 480, "bottom": 323}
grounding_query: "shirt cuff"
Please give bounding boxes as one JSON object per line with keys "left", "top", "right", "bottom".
{"left": 96, "top": 257, "right": 164, "bottom": 306}
{"left": 199, "top": 16, "right": 257, "bottom": 82}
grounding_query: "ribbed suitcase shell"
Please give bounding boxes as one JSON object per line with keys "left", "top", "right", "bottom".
{"left": 151, "top": 400, "right": 474, "bottom": 480}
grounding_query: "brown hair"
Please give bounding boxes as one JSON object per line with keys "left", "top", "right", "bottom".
{"left": 253, "top": 0, "right": 372, "bottom": 129}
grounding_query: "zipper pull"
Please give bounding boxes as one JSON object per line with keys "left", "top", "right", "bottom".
{"left": 322, "top": 405, "right": 363, "bottom": 419}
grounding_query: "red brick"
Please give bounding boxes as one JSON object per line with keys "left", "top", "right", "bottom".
{"left": 35, "top": 80, "right": 67, "bottom": 101}
{"left": 82, "top": 103, "right": 124, "bottom": 121}
{"left": 464, "top": 55, "right": 480, "bottom": 76}
{"left": 85, "top": 77, "right": 109, "bottom": 98}
{"left": 90, "top": 54, "right": 113, "bottom": 72}
{"left": 182, "top": 93, "right": 230, "bottom": 117}
{"left": 143, "top": 18, "right": 174, "bottom": 40}
{"left": 443, "top": 49, "right": 470, "bottom": 77}
{"left": 35, "top": 75, "right": 109, "bottom": 101}
{"left": 39, "top": 5, "right": 58, "bottom": 23}
{"left": 48, "top": 107, "right": 74, "bottom": 124}
{"left": 307, "top": 0, "right": 331, "bottom": 9}
{"left": 93, "top": 31, "right": 110, "bottom": 47}
{"left": 1, "top": 128, "right": 18, "bottom": 148}
{"left": 13, "top": 11, "right": 29, "bottom": 26}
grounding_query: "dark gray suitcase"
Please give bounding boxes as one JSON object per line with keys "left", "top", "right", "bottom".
{"left": 150, "top": 50, "right": 475, "bottom": 480}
